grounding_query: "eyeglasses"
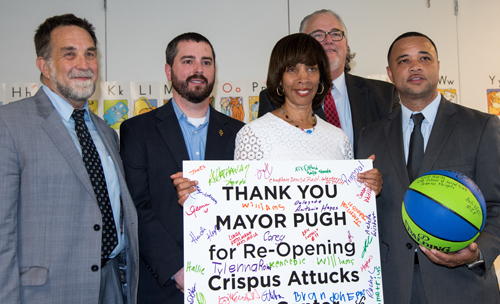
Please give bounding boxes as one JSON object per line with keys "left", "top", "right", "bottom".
{"left": 310, "top": 30, "right": 345, "bottom": 42}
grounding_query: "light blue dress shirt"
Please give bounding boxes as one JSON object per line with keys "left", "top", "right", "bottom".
{"left": 43, "top": 86, "right": 124, "bottom": 257}
{"left": 401, "top": 93, "right": 441, "bottom": 164}
{"left": 401, "top": 93, "right": 441, "bottom": 254}
{"left": 323, "top": 72, "right": 354, "bottom": 146}
{"left": 171, "top": 98, "right": 210, "bottom": 161}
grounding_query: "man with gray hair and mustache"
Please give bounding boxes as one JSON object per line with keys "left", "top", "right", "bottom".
{"left": 258, "top": 9, "right": 400, "bottom": 156}
{"left": 0, "top": 14, "right": 138, "bottom": 304}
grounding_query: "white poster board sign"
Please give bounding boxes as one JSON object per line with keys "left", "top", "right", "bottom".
{"left": 183, "top": 160, "right": 383, "bottom": 304}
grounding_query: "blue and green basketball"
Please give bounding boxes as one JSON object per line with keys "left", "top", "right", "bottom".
{"left": 402, "top": 170, "right": 486, "bottom": 252}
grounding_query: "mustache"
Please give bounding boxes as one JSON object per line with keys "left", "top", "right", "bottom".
{"left": 407, "top": 74, "right": 426, "bottom": 81}
{"left": 69, "top": 69, "right": 94, "bottom": 79}
{"left": 186, "top": 74, "right": 208, "bottom": 83}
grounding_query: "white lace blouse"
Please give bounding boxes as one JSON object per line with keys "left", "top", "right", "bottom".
{"left": 234, "top": 113, "right": 353, "bottom": 161}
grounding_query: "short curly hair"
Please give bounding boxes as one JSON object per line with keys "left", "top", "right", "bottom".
{"left": 267, "top": 33, "right": 332, "bottom": 109}
{"left": 35, "top": 14, "right": 97, "bottom": 61}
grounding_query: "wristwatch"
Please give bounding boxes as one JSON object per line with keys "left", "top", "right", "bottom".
{"left": 467, "top": 250, "right": 484, "bottom": 269}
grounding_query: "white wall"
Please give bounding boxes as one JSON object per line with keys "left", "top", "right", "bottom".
{"left": 106, "top": 0, "right": 289, "bottom": 82}
{"left": 1, "top": 0, "right": 106, "bottom": 84}
{"left": 457, "top": 1, "right": 500, "bottom": 112}
{"left": 2, "top": 0, "right": 500, "bottom": 287}
{"left": 1, "top": 0, "right": 499, "bottom": 112}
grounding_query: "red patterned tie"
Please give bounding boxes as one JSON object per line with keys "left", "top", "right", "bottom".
{"left": 324, "top": 90, "right": 341, "bottom": 128}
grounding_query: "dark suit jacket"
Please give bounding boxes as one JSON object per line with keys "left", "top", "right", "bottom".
{"left": 0, "top": 89, "right": 138, "bottom": 304}
{"left": 258, "top": 73, "right": 400, "bottom": 157}
{"left": 120, "top": 100, "right": 244, "bottom": 304}
{"left": 357, "top": 96, "right": 500, "bottom": 304}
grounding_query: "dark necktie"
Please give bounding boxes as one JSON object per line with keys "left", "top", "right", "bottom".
{"left": 72, "top": 109, "right": 117, "bottom": 266}
{"left": 407, "top": 113, "right": 425, "bottom": 183}
{"left": 324, "top": 90, "right": 341, "bottom": 128}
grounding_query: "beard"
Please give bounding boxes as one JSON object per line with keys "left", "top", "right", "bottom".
{"left": 402, "top": 82, "right": 436, "bottom": 100}
{"left": 328, "top": 52, "right": 342, "bottom": 73}
{"left": 49, "top": 61, "right": 96, "bottom": 102}
{"left": 171, "top": 71, "right": 214, "bottom": 104}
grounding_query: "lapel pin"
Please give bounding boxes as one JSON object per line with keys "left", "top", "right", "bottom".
{"left": 219, "top": 130, "right": 223, "bottom": 136}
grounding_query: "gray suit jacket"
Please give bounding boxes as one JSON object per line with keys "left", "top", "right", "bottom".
{"left": 358, "top": 96, "right": 500, "bottom": 304}
{"left": 0, "top": 89, "right": 139, "bottom": 304}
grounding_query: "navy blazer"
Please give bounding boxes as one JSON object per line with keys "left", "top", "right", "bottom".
{"left": 357, "top": 96, "right": 500, "bottom": 304}
{"left": 120, "top": 100, "right": 244, "bottom": 304}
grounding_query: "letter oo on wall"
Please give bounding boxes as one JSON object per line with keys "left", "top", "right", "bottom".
{"left": 222, "top": 83, "right": 241, "bottom": 93}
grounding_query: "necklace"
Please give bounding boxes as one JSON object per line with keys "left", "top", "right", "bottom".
{"left": 281, "top": 107, "right": 317, "bottom": 134}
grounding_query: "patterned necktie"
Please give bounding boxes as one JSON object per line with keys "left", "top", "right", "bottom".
{"left": 72, "top": 109, "right": 117, "bottom": 266}
{"left": 407, "top": 113, "right": 425, "bottom": 183}
{"left": 324, "top": 90, "right": 341, "bottom": 128}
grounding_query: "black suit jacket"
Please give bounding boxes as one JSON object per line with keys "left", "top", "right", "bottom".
{"left": 120, "top": 100, "right": 244, "bottom": 304}
{"left": 258, "top": 73, "right": 400, "bottom": 156}
{"left": 357, "top": 96, "right": 500, "bottom": 304}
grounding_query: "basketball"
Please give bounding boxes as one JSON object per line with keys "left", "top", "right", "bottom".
{"left": 402, "top": 170, "right": 486, "bottom": 252}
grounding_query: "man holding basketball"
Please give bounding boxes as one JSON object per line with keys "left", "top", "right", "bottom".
{"left": 358, "top": 32, "right": 500, "bottom": 303}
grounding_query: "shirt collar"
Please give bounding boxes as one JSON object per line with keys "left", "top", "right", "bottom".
{"left": 42, "top": 85, "right": 90, "bottom": 122}
{"left": 171, "top": 97, "right": 210, "bottom": 124}
{"left": 401, "top": 92, "right": 441, "bottom": 128}
{"left": 331, "top": 71, "right": 346, "bottom": 95}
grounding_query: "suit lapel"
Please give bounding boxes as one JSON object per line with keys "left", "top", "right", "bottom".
{"left": 384, "top": 108, "right": 411, "bottom": 188}
{"left": 313, "top": 105, "right": 326, "bottom": 120}
{"left": 345, "top": 74, "right": 368, "bottom": 149}
{"left": 419, "top": 97, "right": 457, "bottom": 176}
{"left": 36, "top": 90, "right": 96, "bottom": 198}
{"left": 205, "top": 107, "right": 232, "bottom": 160}
{"left": 155, "top": 100, "right": 189, "bottom": 169}
{"left": 92, "top": 113, "right": 123, "bottom": 174}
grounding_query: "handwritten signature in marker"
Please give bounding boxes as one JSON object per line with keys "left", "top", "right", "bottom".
{"left": 185, "top": 203, "right": 210, "bottom": 218}
{"left": 361, "top": 236, "right": 373, "bottom": 258}
{"left": 256, "top": 163, "right": 273, "bottom": 179}
{"left": 187, "top": 283, "right": 196, "bottom": 304}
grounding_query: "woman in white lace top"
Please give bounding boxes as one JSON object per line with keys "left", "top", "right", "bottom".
{"left": 234, "top": 33, "right": 381, "bottom": 194}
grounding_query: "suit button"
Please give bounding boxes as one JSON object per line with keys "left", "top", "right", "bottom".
{"left": 91, "top": 265, "right": 99, "bottom": 272}
{"left": 94, "top": 224, "right": 101, "bottom": 231}
{"left": 406, "top": 243, "right": 413, "bottom": 249}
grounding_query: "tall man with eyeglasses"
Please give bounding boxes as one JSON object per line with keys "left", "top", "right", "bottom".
{"left": 258, "top": 9, "right": 399, "bottom": 156}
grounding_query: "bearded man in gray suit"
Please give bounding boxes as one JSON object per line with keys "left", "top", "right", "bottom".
{"left": 358, "top": 32, "right": 500, "bottom": 303}
{"left": 0, "top": 14, "right": 138, "bottom": 304}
